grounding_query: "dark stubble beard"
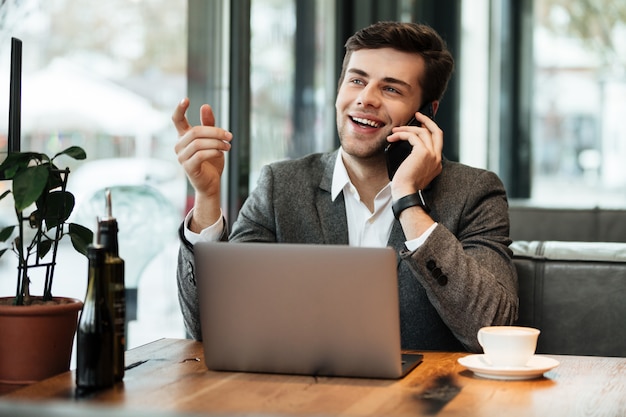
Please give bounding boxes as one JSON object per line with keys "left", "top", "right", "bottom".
{"left": 337, "top": 125, "right": 393, "bottom": 161}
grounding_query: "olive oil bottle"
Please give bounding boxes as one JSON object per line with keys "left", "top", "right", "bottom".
{"left": 97, "top": 189, "right": 126, "bottom": 382}
{"left": 76, "top": 245, "right": 114, "bottom": 393}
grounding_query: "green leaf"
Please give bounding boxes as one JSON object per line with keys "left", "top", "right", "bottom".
{"left": 0, "top": 153, "right": 20, "bottom": 174}
{"left": 0, "top": 248, "right": 8, "bottom": 259}
{"left": 0, "top": 190, "right": 11, "bottom": 201}
{"left": 13, "top": 165, "right": 49, "bottom": 211}
{"left": 45, "top": 167, "right": 65, "bottom": 191}
{"left": 37, "top": 238, "right": 53, "bottom": 259}
{"left": 0, "top": 225, "right": 16, "bottom": 242}
{"left": 0, "top": 152, "right": 44, "bottom": 178}
{"left": 43, "top": 191, "right": 75, "bottom": 229}
{"left": 53, "top": 146, "right": 87, "bottom": 161}
{"left": 69, "top": 223, "right": 94, "bottom": 257}
{"left": 29, "top": 210, "right": 43, "bottom": 229}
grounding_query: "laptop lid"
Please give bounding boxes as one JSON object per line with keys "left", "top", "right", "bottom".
{"left": 194, "top": 241, "right": 422, "bottom": 379}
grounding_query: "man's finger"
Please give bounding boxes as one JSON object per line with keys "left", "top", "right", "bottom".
{"left": 200, "top": 104, "right": 215, "bottom": 127}
{"left": 172, "top": 97, "right": 192, "bottom": 135}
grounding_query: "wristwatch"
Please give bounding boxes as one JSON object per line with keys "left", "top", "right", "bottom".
{"left": 392, "top": 190, "right": 430, "bottom": 219}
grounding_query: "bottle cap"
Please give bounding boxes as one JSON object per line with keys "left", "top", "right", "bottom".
{"left": 97, "top": 188, "right": 119, "bottom": 244}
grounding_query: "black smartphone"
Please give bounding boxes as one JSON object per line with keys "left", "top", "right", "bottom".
{"left": 384, "top": 102, "right": 434, "bottom": 180}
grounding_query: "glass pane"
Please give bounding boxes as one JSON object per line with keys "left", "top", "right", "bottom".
{"left": 0, "top": 0, "right": 188, "bottom": 348}
{"left": 533, "top": 0, "right": 626, "bottom": 206}
{"left": 250, "top": 0, "right": 295, "bottom": 186}
{"left": 249, "top": 0, "right": 336, "bottom": 188}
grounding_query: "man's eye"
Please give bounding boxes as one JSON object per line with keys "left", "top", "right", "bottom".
{"left": 350, "top": 79, "right": 364, "bottom": 85}
{"left": 384, "top": 86, "right": 400, "bottom": 94}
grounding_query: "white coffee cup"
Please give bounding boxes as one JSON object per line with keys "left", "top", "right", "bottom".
{"left": 477, "top": 326, "right": 540, "bottom": 368}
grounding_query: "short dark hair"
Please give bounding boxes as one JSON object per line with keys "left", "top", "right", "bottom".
{"left": 338, "top": 21, "right": 455, "bottom": 105}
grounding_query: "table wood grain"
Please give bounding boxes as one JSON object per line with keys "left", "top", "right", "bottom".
{"left": 2, "top": 338, "right": 625, "bottom": 417}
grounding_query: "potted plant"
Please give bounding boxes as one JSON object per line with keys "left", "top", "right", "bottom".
{"left": 0, "top": 146, "right": 93, "bottom": 385}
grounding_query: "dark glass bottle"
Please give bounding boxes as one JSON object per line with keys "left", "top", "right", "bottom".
{"left": 98, "top": 189, "right": 126, "bottom": 382}
{"left": 76, "top": 245, "right": 114, "bottom": 392}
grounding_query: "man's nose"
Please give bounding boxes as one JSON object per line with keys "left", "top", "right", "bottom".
{"left": 357, "top": 84, "right": 381, "bottom": 107}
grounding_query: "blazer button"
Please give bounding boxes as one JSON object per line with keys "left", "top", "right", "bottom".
{"left": 426, "top": 260, "right": 437, "bottom": 271}
{"left": 437, "top": 275, "right": 448, "bottom": 286}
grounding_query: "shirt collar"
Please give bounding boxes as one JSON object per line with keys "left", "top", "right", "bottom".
{"left": 331, "top": 148, "right": 392, "bottom": 202}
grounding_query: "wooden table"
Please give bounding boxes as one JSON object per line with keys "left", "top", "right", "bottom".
{"left": 1, "top": 338, "right": 625, "bottom": 416}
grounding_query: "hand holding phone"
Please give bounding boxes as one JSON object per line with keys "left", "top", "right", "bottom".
{"left": 384, "top": 102, "right": 434, "bottom": 180}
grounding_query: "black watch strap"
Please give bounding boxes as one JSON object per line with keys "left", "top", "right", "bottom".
{"left": 392, "top": 190, "right": 430, "bottom": 219}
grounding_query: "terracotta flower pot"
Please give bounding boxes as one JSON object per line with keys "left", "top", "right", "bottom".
{"left": 0, "top": 296, "right": 83, "bottom": 385}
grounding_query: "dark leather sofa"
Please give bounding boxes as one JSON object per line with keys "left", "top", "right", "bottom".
{"left": 511, "top": 240, "right": 626, "bottom": 357}
{"left": 509, "top": 204, "right": 626, "bottom": 242}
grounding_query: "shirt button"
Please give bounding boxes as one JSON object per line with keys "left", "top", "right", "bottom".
{"left": 437, "top": 275, "right": 448, "bottom": 286}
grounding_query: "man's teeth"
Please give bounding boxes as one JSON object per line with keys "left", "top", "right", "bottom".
{"left": 352, "top": 117, "right": 381, "bottom": 128}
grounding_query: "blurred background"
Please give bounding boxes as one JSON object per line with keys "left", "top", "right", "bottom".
{"left": 0, "top": 0, "right": 188, "bottom": 349}
{"left": 1, "top": 0, "right": 625, "bottom": 350}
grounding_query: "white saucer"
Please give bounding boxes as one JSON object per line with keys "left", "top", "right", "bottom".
{"left": 457, "top": 354, "right": 560, "bottom": 380}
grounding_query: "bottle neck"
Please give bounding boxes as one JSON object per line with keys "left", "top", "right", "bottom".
{"left": 98, "top": 219, "right": 119, "bottom": 255}
{"left": 86, "top": 245, "right": 107, "bottom": 296}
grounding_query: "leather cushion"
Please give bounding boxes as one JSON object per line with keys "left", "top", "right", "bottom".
{"left": 512, "top": 241, "right": 626, "bottom": 357}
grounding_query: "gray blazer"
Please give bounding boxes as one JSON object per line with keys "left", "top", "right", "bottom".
{"left": 177, "top": 149, "right": 518, "bottom": 352}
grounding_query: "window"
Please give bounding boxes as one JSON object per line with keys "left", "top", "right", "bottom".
{"left": 249, "top": 0, "right": 337, "bottom": 188}
{"left": 531, "top": 0, "right": 626, "bottom": 207}
{"left": 0, "top": 0, "right": 188, "bottom": 348}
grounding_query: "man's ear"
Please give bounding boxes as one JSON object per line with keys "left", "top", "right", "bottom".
{"left": 432, "top": 100, "right": 440, "bottom": 116}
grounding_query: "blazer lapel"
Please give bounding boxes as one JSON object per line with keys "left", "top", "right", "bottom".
{"left": 317, "top": 150, "right": 349, "bottom": 245}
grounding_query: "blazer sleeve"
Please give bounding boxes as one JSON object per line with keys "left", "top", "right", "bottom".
{"left": 176, "top": 218, "right": 228, "bottom": 340}
{"left": 400, "top": 169, "right": 518, "bottom": 352}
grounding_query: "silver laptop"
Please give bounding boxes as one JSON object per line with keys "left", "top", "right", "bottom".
{"left": 194, "top": 241, "right": 422, "bottom": 379}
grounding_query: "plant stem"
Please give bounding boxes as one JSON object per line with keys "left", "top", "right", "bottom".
{"left": 15, "top": 207, "right": 25, "bottom": 305}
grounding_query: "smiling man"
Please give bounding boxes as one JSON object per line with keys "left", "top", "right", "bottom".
{"left": 173, "top": 21, "right": 518, "bottom": 352}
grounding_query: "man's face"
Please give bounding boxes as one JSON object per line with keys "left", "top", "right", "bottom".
{"left": 335, "top": 48, "right": 425, "bottom": 160}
